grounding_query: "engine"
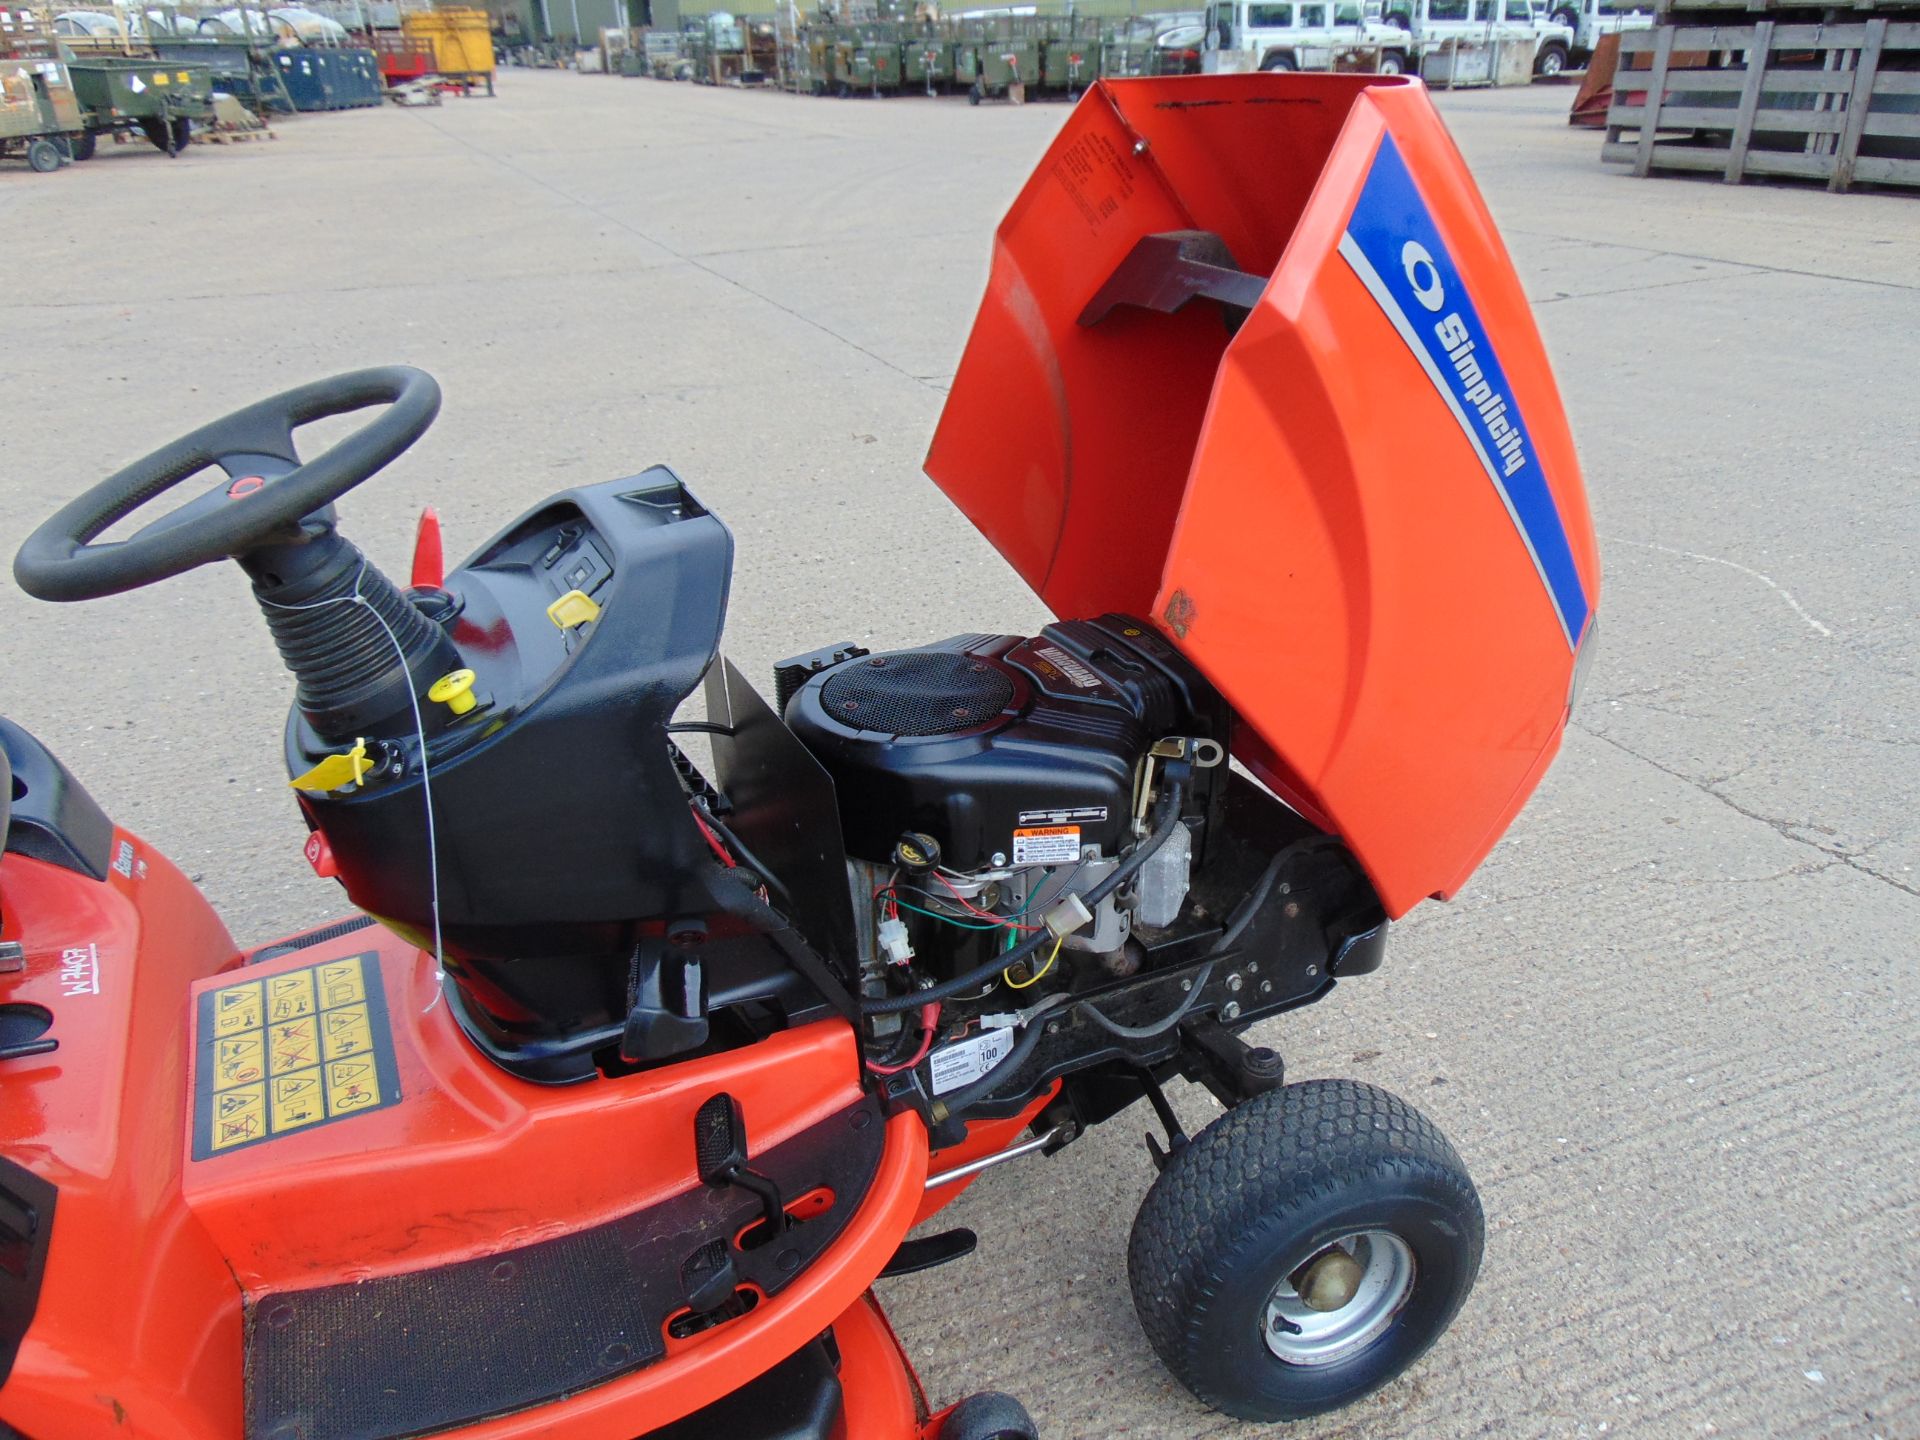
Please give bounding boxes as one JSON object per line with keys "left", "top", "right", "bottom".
{"left": 781, "top": 616, "right": 1229, "bottom": 1007}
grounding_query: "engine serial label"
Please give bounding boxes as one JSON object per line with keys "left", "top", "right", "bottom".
{"left": 929, "top": 1027, "right": 1017, "bottom": 1095}
{"left": 1012, "top": 825, "right": 1081, "bottom": 865}
{"left": 1017, "top": 806, "right": 1108, "bottom": 826}
{"left": 191, "top": 951, "right": 402, "bottom": 1159}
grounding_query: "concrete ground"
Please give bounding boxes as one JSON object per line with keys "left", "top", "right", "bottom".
{"left": 3, "top": 70, "right": 1916, "bottom": 1440}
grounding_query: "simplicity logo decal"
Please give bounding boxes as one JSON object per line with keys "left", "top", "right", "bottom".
{"left": 1337, "top": 134, "right": 1590, "bottom": 649}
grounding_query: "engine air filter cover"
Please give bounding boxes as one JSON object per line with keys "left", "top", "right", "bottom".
{"left": 820, "top": 652, "right": 1015, "bottom": 737}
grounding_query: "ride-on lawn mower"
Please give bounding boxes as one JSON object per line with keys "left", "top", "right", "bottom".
{"left": 0, "top": 73, "right": 1596, "bottom": 1440}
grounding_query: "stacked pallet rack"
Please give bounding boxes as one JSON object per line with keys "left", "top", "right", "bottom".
{"left": 682, "top": 14, "right": 712, "bottom": 79}
{"left": 1602, "top": 0, "right": 1920, "bottom": 190}
{"left": 644, "top": 29, "right": 683, "bottom": 76}
{"left": 745, "top": 15, "right": 778, "bottom": 79}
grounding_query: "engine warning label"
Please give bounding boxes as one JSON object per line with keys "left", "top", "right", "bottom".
{"left": 192, "top": 952, "right": 401, "bottom": 1159}
{"left": 1012, "top": 825, "right": 1081, "bottom": 865}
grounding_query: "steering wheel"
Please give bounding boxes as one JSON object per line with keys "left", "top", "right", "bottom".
{"left": 13, "top": 366, "right": 440, "bottom": 603}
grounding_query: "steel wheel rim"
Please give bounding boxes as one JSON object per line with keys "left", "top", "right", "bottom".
{"left": 1262, "top": 1229, "right": 1416, "bottom": 1367}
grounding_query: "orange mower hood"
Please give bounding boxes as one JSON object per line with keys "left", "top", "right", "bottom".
{"left": 926, "top": 74, "right": 1599, "bottom": 918}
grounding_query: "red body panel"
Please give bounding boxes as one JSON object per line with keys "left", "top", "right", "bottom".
{"left": 927, "top": 75, "right": 1600, "bottom": 915}
{"left": 833, "top": 1292, "right": 929, "bottom": 1437}
{"left": 0, "top": 841, "right": 243, "bottom": 1439}
{"left": 0, "top": 844, "right": 951, "bottom": 1439}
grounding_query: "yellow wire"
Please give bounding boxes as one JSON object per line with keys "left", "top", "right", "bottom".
{"left": 1004, "top": 933, "right": 1063, "bottom": 990}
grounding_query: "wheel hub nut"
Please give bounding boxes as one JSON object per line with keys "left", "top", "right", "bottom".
{"left": 1292, "top": 1247, "right": 1365, "bottom": 1312}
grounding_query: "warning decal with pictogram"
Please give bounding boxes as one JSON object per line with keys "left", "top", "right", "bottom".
{"left": 192, "top": 951, "right": 400, "bottom": 1159}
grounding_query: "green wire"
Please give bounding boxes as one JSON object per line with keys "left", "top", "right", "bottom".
{"left": 887, "top": 895, "right": 1009, "bottom": 931}
{"left": 879, "top": 882, "right": 1040, "bottom": 946}
{"left": 1003, "top": 884, "right": 1037, "bottom": 953}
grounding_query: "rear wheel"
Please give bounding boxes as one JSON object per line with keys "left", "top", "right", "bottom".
{"left": 1260, "top": 52, "right": 1296, "bottom": 71}
{"left": 170, "top": 116, "right": 192, "bottom": 153}
{"left": 26, "top": 138, "right": 63, "bottom": 173}
{"left": 1128, "top": 1079, "right": 1483, "bottom": 1422}
{"left": 70, "top": 130, "right": 96, "bottom": 161}
{"left": 969, "top": 80, "right": 983, "bottom": 103}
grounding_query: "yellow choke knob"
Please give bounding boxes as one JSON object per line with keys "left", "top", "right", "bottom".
{"left": 289, "top": 738, "right": 372, "bottom": 794}
{"left": 428, "top": 669, "right": 479, "bottom": 716}
{"left": 546, "top": 589, "right": 602, "bottom": 631}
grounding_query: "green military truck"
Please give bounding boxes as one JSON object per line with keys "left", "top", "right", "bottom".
{"left": 1, "top": 58, "right": 83, "bottom": 171}
{"left": 1, "top": 7, "right": 84, "bottom": 173}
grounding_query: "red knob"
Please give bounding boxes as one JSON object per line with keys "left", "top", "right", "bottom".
{"left": 303, "top": 830, "right": 339, "bottom": 880}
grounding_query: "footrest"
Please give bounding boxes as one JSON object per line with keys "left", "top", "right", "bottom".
{"left": 244, "top": 1095, "right": 884, "bottom": 1440}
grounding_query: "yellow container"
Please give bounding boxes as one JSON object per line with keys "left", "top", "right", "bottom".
{"left": 402, "top": 8, "right": 495, "bottom": 77}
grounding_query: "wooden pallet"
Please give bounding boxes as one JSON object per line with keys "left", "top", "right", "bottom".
{"left": 1603, "top": 16, "right": 1920, "bottom": 190}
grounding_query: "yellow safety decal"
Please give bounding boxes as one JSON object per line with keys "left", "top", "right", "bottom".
{"left": 193, "top": 951, "right": 399, "bottom": 1159}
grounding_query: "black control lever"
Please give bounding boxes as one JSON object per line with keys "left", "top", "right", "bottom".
{"left": 694, "top": 1093, "right": 786, "bottom": 1241}
{"left": 680, "top": 1237, "right": 739, "bottom": 1315}
{"left": 880, "top": 1227, "right": 978, "bottom": 1278}
{"left": 621, "top": 941, "right": 709, "bottom": 1065}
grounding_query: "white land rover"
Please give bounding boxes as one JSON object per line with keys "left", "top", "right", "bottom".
{"left": 1385, "top": 0, "right": 1575, "bottom": 75}
{"left": 1543, "top": 0, "right": 1652, "bottom": 59}
{"left": 1201, "top": 0, "right": 1418, "bottom": 74}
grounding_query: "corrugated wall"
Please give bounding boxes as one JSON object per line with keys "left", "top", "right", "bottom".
{"left": 496, "top": 0, "right": 632, "bottom": 41}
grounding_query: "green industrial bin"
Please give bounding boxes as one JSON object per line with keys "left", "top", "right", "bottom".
{"left": 66, "top": 56, "right": 213, "bottom": 158}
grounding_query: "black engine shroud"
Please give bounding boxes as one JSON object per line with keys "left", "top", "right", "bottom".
{"left": 783, "top": 618, "right": 1230, "bottom": 871}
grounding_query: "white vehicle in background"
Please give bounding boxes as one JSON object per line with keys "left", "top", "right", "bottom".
{"left": 1384, "top": 0, "right": 1575, "bottom": 76}
{"left": 1542, "top": 0, "right": 1651, "bottom": 58}
{"left": 1202, "top": 0, "right": 1417, "bottom": 75}
{"left": 1511, "top": 0, "right": 1576, "bottom": 74}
